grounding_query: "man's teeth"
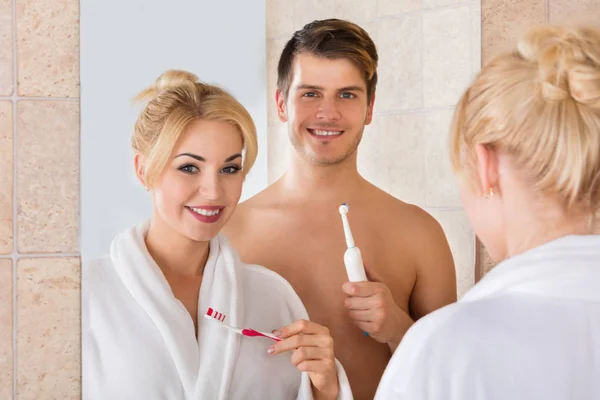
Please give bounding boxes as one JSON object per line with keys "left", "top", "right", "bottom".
{"left": 313, "top": 130, "right": 342, "bottom": 136}
{"left": 190, "top": 207, "right": 221, "bottom": 216}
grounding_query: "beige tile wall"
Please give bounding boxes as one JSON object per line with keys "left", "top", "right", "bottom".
{"left": 0, "top": 0, "right": 597, "bottom": 397}
{"left": 0, "top": 102, "right": 12, "bottom": 256}
{"left": 0, "top": 0, "right": 12, "bottom": 97}
{"left": 0, "top": 260, "right": 12, "bottom": 400}
{"left": 266, "top": 0, "right": 481, "bottom": 298}
{"left": 0, "top": 0, "right": 80, "bottom": 398}
{"left": 17, "top": 258, "right": 80, "bottom": 400}
{"left": 479, "top": 0, "right": 600, "bottom": 277}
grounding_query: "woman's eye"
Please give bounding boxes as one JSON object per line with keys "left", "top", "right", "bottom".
{"left": 222, "top": 165, "right": 241, "bottom": 175}
{"left": 179, "top": 164, "right": 199, "bottom": 174}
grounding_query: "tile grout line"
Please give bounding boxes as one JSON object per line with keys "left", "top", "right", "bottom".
{"left": 1, "top": 253, "right": 81, "bottom": 259}
{"left": 12, "top": 0, "right": 18, "bottom": 396}
{"left": 0, "top": 96, "right": 79, "bottom": 101}
{"left": 268, "top": 1, "right": 474, "bottom": 42}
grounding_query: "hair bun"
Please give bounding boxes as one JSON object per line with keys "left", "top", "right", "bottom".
{"left": 134, "top": 70, "right": 200, "bottom": 103}
{"left": 517, "top": 25, "right": 600, "bottom": 108}
{"left": 154, "top": 70, "right": 199, "bottom": 92}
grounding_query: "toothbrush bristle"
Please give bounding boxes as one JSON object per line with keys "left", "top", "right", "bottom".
{"left": 205, "top": 307, "right": 226, "bottom": 322}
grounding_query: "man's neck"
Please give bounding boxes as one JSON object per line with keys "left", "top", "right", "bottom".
{"left": 278, "top": 151, "right": 366, "bottom": 205}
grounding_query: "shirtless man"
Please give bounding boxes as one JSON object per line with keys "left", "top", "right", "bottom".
{"left": 224, "top": 19, "right": 457, "bottom": 399}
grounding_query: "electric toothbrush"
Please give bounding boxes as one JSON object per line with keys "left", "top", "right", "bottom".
{"left": 338, "top": 203, "right": 368, "bottom": 282}
{"left": 339, "top": 203, "right": 370, "bottom": 337}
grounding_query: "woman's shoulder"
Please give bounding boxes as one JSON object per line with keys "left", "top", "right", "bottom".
{"left": 241, "top": 264, "right": 300, "bottom": 299}
{"left": 239, "top": 263, "right": 309, "bottom": 319}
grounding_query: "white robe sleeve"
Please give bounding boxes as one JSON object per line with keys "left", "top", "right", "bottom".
{"left": 375, "top": 304, "right": 486, "bottom": 400}
{"left": 296, "top": 359, "right": 353, "bottom": 400}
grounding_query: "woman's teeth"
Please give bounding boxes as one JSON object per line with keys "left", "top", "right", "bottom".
{"left": 313, "top": 130, "right": 342, "bottom": 136}
{"left": 190, "top": 207, "right": 221, "bottom": 216}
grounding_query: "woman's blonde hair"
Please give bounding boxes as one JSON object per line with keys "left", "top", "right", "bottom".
{"left": 132, "top": 69, "right": 258, "bottom": 188}
{"left": 450, "top": 24, "right": 600, "bottom": 212}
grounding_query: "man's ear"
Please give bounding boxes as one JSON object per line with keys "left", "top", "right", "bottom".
{"left": 275, "top": 89, "right": 288, "bottom": 123}
{"left": 365, "top": 92, "right": 376, "bottom": 125}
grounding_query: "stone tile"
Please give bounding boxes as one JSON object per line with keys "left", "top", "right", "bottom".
{"left": 293, "top": 0, "right": 335, "bottom": 31}
{"left": 376, "top": 14, "right": 423, "bottom": 112}
{"left": 357, "top": 119, "right": 388, "bottom": 191}
{"left": 423, "top": 108, "right": 462, "bottom": 207}
{"left": 482, "top": 0, "right": 545, "bottom": 64}
{"left": 0, "top": 259, "right": 12, "bottom": 400}
{"left": 477, "top": 239, "right": 496, "bottom": 278}
{"left": 267, "top": 123, "right": 290, "bottom": 184}
{"left": 0, "top": 102, "right": 12, "bottom": 255}
{"left": 427, "top": 208, "right": 476, "bottom": 297}
{"left": 17, "top": 257, "right": 80, "bottom": 400}
{"left": 335, "top": 0, "right": 378, "bottom": 24}
{"left": 17, "top": 101, "right": 79, "bottom": 253}
{"left": 16, "top": 0, "right": 79, "bottom": 97}
{"left": 471, "top": 0, "right": 482, "bottom": 76}
{"left": 0, "top": 0, "right": 13, "bottom": 96}
{"left": 424, "top": 0, "right": 468, "bottom": 8}
{"left": 423, "top": 5, "right": 472, "bottom": 107}
{"left": 378, "top": 113, "right": 426, "bottom": 206}
{"left": 549, "top": 0, "right": 600, "bottom": 25}
{"left": 267, "top": 0, "right": 294, "bottom": 39}
{"left": 377, "top": 0, "right": 421, "bottom": 17}
{"left": 267, "top": 38, "right": 288, "bottom": 126}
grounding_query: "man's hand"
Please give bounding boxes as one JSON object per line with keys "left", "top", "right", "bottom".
{"left": 342, "top": 264, "right": 414, "bottom": 352}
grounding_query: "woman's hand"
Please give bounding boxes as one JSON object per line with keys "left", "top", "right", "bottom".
{"left": 268, "top": 320, "right": 339, "bottom": 399}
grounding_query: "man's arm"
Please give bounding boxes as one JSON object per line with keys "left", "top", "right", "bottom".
{"left": 343, "top": 207, "right": 457, "bottom": 353}
{"left": 409, "top": 213, "right": 457, "bottom": 320}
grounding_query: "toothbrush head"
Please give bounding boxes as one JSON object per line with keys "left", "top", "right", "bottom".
{"left": 205, "top": 307, "right": 226, "bottom": 322}
{"left": 339, "top": 203, "right": 349, "bottom": 215}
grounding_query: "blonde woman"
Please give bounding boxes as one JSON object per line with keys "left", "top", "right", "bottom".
{"left": 375, "top": 24, "right": 600, "bottom": 400}
{"left": 83, "top": 70, "right": 352, "bottom": 400}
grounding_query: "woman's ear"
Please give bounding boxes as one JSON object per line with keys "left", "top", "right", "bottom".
{"left": 474, "top": 144, "right": 500, "bottom": 196}
{"left": 134, "top": 153, "right": 149, "bottom": 190}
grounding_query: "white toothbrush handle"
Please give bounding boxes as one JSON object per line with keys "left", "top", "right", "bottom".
{"left": 344, "top": 247, "right": 368, "bottom": 282}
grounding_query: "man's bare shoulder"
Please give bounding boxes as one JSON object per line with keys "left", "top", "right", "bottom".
{"left": 365, "top": 182, "right": 444, "bottom": 238}
{"left": 223, "top": 182, "right": 281, "bottom": 235}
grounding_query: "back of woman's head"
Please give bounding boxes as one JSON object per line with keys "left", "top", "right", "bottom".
{"left": 132, "top": 69, "right": 258, "bottom": 188}
{"left": 450, "top": 24, "right": 600, "bottom": 212}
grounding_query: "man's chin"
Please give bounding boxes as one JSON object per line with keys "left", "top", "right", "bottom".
{"left": 305, "top": 152, "right": 348, "bottom": 166}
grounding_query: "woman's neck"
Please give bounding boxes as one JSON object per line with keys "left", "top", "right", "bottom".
{"left": 145, "top": 216, "right": 210, "bottom": 277}
{"left": 504, "top": 200, "right": 593, "bottom": 259}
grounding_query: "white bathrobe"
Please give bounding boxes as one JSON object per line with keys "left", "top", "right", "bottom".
{"left": 375, "top": 234, "right": 600, "bottom": 400}
{"left": 83, "top": 222, "right": 352, "bottom": 400}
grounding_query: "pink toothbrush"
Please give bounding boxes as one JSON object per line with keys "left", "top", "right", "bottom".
{"left": 204, "top": 307, "right": 281, "bottom": 342}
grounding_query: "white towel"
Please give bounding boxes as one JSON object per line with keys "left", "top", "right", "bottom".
{"left": 83, "top": 221, "right": 353, "bottom": 399}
